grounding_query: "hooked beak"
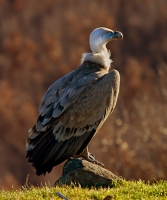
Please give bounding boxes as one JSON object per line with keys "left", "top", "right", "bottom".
{"left": 109, "top": 30, "right": 123, "bottom": 40}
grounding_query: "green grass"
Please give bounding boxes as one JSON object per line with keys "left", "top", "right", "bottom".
{"left": 0, "top": 180, "right": 167, "bottom": 200}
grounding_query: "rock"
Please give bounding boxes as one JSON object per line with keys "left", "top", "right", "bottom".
{"left": 55, "top": 157, "right": 120, "bottom": 188}
{"left": 103, "top": 195, "right": 114, "bottom": 200}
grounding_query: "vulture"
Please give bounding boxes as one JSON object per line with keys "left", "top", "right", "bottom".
{"left": 26, "top": 27, "right": 123, "bottom": 175}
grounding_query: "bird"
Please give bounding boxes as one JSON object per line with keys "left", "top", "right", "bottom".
{"left": 26, "top": 27, "right": 123, "bottom": 176}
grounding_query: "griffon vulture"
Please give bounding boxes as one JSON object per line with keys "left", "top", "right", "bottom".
{"left": 26, "top": 27, "right": 123, "bottom": 175}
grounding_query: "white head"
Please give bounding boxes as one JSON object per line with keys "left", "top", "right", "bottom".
{"left": 90, "top": 27, "right": 123, "bottom": 53}
{"left": 81, "top": 27, "right": 123, "bottom": 69}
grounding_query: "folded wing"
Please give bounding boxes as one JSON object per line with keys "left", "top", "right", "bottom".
{"left": 26, "top": 63, "right": 120, "bottom": 175}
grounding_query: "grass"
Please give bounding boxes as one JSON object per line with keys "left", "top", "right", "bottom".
{"left": 0, "top": 180, "right": 167, "bottom": 200}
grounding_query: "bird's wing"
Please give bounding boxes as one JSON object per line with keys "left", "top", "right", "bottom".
{"left": 52, "top": 69, "right": 120, "bottom": 142}
{"left": 26, "top": 68, "right": 120, "bottom": 174}
{"left": 35, "top": 68, "right": 106, "bottom": 132}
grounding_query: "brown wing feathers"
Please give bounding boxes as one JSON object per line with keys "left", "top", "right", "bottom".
{"left": 26, "top": 62, "right": 120, "bottom": 175}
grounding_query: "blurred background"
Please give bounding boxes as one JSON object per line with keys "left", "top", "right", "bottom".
{"left": 0, "top": 0, "right": 167, "bottom": 189}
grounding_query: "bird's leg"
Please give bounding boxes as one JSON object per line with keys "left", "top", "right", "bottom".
{"left": 80, "top": 146, "right": 105, "bottom": 168}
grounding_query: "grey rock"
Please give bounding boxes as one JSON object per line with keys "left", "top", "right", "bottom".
{"left": 55, "top": 157, "right": 120, "bottom": 188}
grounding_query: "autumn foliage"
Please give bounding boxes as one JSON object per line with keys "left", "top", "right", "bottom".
{"left": 0, "top": 0, "right": 167, "bottom": 189}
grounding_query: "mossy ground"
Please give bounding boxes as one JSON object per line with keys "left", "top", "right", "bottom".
{"left": 0, "top": 180, "right": 167, "bottom": 200}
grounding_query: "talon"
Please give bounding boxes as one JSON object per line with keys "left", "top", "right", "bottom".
{"left": 80, "top": 147, "right": 105, "bottom": 168}
{"left": 95, "top": 160, "right": 105, "bottom": 168}
{"left": 90, "top": 153, "right": 95, "bottom": 158}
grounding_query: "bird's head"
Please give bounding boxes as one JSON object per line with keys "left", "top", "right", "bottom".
{"left": 90, "top": 27, "right": 123, "bottom": 53}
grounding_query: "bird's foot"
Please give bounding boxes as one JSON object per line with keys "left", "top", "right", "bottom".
{"left": 80, "top": 148, "right": 105, "bottom": 168}
{"left": 82, "top": 152, "right": 105, "bottom": 168}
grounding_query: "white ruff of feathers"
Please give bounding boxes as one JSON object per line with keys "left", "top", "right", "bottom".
{"left": 81, "top": 49, "right": 112, "bottom": 70}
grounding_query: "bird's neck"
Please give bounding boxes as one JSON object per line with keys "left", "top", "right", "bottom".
{"left": 81, "top": 45, "right": 112, "bottom": 70}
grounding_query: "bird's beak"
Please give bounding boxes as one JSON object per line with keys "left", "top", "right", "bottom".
{"left": 108, "top": 31, "right": 123, "bottom": 40}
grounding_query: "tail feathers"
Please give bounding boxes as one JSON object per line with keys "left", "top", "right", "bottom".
{"left": 26, "top": 125, "right": 97, "bottom": 175}
{"left": 33, "top": 164, "right": 53, "bottom": 176}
